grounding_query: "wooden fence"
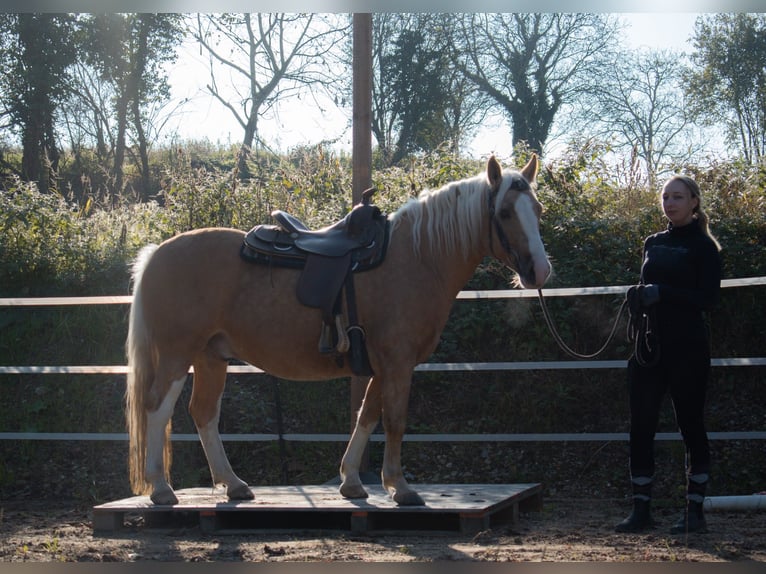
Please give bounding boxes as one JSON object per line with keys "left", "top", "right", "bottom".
{"left": 2, "top": 277, "right": 765, "bottom": 443}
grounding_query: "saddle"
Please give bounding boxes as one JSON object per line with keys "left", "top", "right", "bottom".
{"left": 240, "top": 189, "right": 389, "bottom": 376}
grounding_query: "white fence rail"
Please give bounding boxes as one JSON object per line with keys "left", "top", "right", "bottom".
{"left": 2, "top": 277, "right": 764, "bottom": 443}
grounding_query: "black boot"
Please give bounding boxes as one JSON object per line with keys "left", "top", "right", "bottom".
{"left": 615, "top": 498, "right": 655, "bottom": 532}
{"left": 670, "top": 472, "right": 708, "bottom": 534}
{"left": 616, "top": 475, "right": 655, "bottom": 533}
{"left": 670, "top": 500, "right": 707, "bottom": 534}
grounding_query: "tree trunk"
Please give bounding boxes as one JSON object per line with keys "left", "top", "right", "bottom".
{"left": 131, "top": 18, "right": 152, "bottom": 201}
{"left": 238, "top": 116, "right": 258, "bottom": 178}
{"left": 113, "top": 93, "right": 128, "bottom": 196}
{"left": 132, "top": 96, "right": 150, "bottom": 201}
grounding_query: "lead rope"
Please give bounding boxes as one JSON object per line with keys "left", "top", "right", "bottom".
{"left": 537, "top": 288, "right": 628, "bottom": 360}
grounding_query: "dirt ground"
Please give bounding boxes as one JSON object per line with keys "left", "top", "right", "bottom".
{"left": 2, "top": 496, "right": 765, "bottom": 563}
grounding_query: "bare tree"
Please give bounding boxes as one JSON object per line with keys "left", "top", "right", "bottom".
{"left": 63, "top": 60, "right": 116, "bottom": 163}
{"left": 420, "top": 14, "right": 493, "bottom": 157}
{"left": 455, "top": 13, "right": 620, "bottom": 154}
{"left": 192, "top": 13, "right": 348, "bottom": 176}
{"left": 590, "top": 49, "right": 697, "bottom": 185}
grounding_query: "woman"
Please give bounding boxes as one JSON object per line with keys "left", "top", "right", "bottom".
{"left": 616, "top": 175, "right": 722, "bottom": 535}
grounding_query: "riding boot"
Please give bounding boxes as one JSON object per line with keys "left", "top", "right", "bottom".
{"left": 670, "top": 473, "right": 708, "bottom": 534}
{"left": 615, "top": 476, "right": 655, "bottom": 533}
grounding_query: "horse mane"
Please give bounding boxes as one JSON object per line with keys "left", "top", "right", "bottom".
{"left": 389, "top": 170, "right": 490, "bottom": 260}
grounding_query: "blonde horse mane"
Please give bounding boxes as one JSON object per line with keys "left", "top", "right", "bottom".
{"left": 389, "top": 171, "right": 489, "bottom": 260}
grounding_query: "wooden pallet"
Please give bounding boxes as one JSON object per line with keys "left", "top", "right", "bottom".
{"left": 93, "top": 483, "right": 542, "bottom": 535}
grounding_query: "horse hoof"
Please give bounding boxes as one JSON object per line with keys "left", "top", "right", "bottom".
{"left": 227, "top": 484, "right": 254, "bottom": 501}
{"left": 339, "top": 483, "right": 369, "bottom": 500}
{"left": 150, "top": 490, "right": 179, "bottom": 506}
{"left": 393, "top": 491, "right": 425, "bottom": 506}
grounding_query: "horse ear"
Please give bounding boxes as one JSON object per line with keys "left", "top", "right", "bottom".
{"left": 487, "top": 155, "right": 502, "bottom": 189}
{"left": 520, "top": 153, "right": 539, "bottom": 184}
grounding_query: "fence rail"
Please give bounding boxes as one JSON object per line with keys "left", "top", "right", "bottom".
{"left": 2, "top": 277, "right": 764, "bottom": 444}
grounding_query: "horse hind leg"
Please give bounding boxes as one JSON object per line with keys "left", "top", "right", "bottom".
{"left": 339, "top": 376, "right": 380, "bottom": 500}
{"left": 190, "top": 353, "right": 253, "bottom": 501}
{"left": 145, "top": 375, "right": 186, "bottom": 505}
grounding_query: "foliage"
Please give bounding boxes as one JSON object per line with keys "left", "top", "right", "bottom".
{"left": 81, "top": 13, "right": 184, "bottom": 198}
{"left": 0, "top": 14, "right": 78, "bottom": 192}
{"left": 381, "top": 28, "right": 451, "bottom": 164}
{"left": 0, "top": 176, "right": 171, "bottom": 296}
{"left": 685, "top": 13, "right": 766, "bottom": 163}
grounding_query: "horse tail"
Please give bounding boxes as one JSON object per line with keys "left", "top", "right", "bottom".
{"left": 125, "top": 244, "right": 167, "bottom": 495}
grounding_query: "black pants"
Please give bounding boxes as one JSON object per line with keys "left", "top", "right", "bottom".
{"left": 627, "top": 340, "right": 711, "bottom": 478}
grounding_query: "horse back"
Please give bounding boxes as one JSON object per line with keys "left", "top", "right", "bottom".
{"left": 139, "top": 228, "right": 353, "bottom": 380}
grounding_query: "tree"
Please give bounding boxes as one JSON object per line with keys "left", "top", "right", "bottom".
{"left": 192, "top": 13, "right": 348, "bottom": 177}
{"left": 590, "top": 49, "right": 695, "bottom": 184}
{"left": 369, "top": 14, "right": 490, "bottom": 166}
{"left": 369, "top": 13, "right": 401, "bottom": 165}
{"left": 428, "top": 14, "right": 494, "bottom": 157}
{"left": 455, "top": 13, "right": 620, "bottom": 153}
{"left": 383, "top": 28, "right": 450, "bottom": 164}
{"left": 0, "top": 14, "right": 77, "bottom": 192}
{"left": 82, "top": 13, "right": 183, "bottom": 199}
{"left": 685, "top": 13, "right": 766, "bottom": 164}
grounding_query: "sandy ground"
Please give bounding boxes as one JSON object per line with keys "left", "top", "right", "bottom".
{"left": 1, "top": 495, "right": 765, "bottom": 563}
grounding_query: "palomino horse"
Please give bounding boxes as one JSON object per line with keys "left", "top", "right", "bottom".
{"left": 126, "top": 155, "right": 551, "bottom": 506}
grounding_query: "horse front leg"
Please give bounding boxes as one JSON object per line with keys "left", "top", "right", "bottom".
{"left": 190, "top": 355, "right": 253, "bottom": 501}
{"left": 381, "top": 374, "right": 424, "bottom": 506}
{"left": 339, "top": 376, "right": 379, "bottom": 500}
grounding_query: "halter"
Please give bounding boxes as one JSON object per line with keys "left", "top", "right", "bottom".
{"left": 487, "top": 177, "right": 527, "bottom": 260}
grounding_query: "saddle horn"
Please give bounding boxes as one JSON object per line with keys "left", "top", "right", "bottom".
{"left": 361, "top": 187, "right": 376, "bottom": 205}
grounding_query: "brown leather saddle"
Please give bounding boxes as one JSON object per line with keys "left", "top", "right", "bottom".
{"left": 240, "top": 189, "right": 388, "bottom": 376}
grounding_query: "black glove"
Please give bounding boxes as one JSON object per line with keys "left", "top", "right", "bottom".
{"left": 640, "top": 284, "right": 660, "bottom": 307}
{"left": 626, "top": 286, "right": 641, "bottom": 342}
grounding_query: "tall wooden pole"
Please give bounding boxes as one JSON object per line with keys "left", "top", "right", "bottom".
{"left": 350, "top": 13, "right": 372, "bottom": 472}
{"left": 352, "top": 14, "right": 372, "bottom": 204}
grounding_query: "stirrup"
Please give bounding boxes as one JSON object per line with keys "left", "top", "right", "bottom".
{"left": 318, "top": 316, "right": 350, "bottom": 354}
{"left": 318, "top": 323, "right": 334, "bottom": 354}
{"left": 335, "top": 315, "right": 350, "bottom": 353}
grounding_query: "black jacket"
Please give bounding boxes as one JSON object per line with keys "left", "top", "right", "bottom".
{"left": 640, "top": 218, "right": 722, "bottom": 343}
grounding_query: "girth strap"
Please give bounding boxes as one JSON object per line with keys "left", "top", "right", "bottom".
{"left": 344, "top": 271, "right": 373, "bottom": 376}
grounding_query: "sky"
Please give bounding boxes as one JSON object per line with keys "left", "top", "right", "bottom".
{"left": 163, "top": 13, "right": 702, "bottom": 159}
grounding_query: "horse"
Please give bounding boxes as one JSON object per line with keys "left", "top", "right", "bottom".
{"left": 125, "top": 154, "right": 551, "bottom": 506}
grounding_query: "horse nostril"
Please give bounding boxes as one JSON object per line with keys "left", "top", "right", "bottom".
{"left": 524, "top": 259, "right": 537, "bottom": 281}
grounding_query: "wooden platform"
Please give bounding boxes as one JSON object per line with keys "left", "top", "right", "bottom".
{"left": 93, "top": 483, "right": 542, "bottom": 535}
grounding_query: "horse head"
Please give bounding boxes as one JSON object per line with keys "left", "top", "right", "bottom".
{"left": 486, "top": 155, "right": 551, "bottom": 289}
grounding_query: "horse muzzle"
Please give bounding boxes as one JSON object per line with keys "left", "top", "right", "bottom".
{"left": 517, "top": 256, "right": 551, "bottom": 289}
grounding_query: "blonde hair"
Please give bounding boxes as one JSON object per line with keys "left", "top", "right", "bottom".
{"left": 663, "top": 175, "right": 722, "bottom": 252}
